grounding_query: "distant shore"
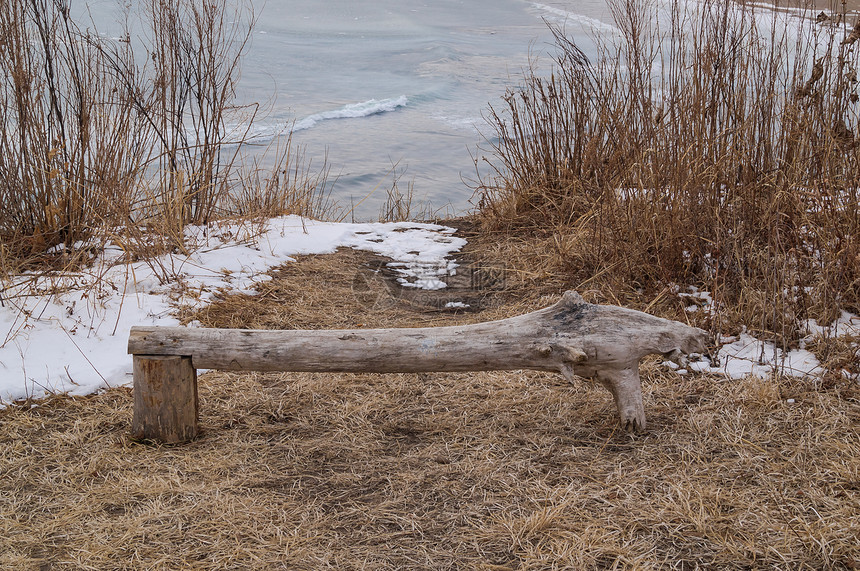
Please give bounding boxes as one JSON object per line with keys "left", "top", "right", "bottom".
{"left": 747, "top": 0, "right": 860, "bottom": 14}
{"left": 803, "top": 0, "right": 859, "bottom": 10}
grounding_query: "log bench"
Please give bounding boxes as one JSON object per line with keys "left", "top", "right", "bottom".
{"left": 128, "top": 291, "right": 708, "bottom": 443}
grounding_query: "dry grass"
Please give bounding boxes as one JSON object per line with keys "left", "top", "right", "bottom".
{"left": 475, "top": 0, "right": 860, "bottom": 343}
{"left": 2, "top": 247, "right": 859, "bottom": 570}
{"left": 180, "top": 225, "right": 527, "bottom": 331}
{"left": 2, "top": 358, "right": 858, "bottom": 569}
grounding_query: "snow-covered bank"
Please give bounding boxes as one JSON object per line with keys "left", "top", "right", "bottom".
{"left": 1, "top": 216, "right": 856, "bottom": 404}
{"left": 0, "top": 217, "right": 465, "bottom": 403}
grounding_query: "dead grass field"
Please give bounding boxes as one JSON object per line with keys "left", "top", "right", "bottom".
{"left": 2, "top": 243, "right": 859, "bottom": 570}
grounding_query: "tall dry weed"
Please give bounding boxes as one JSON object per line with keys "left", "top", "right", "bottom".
{"left": 477, "top": 0, "right": 860, "bottom": 342}
{"left": 0, "top": 0, "right": 149, "bottom": 261}
{"left": 0, "top": 0, "right": 333, "bottom": 280}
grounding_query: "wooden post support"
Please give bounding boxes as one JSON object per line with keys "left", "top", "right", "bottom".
{"left": 131, "top": 355, "right": 198, "bottom": 443}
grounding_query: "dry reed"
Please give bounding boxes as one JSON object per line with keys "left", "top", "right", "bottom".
{"left": 0, "top": 0, "right": 333, "bottom": 280}
{"left": 476, "top": 0, "right": 860, "bottom": 345}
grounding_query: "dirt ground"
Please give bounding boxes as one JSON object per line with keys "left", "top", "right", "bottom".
{"left": 1, "top": 224, "right": 859, "bottom": 570}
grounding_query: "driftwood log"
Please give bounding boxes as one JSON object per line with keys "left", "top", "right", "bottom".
{"left": 128, "top": 291, "right": 707, "bottom": 442}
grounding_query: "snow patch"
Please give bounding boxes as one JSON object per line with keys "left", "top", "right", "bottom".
{"left": 687, "top": 332, "right": 823, "bottom": 380}
{"left": 0, "top": 216, "right": 464, "bottom": 404}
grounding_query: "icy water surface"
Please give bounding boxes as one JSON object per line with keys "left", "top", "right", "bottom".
{"left": 84, "top": 0, "right": 615, "bottom": 218}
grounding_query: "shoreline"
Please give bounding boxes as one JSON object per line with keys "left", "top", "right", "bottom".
{"left": 742, "top": 0, "right": 860, "bottom": 14}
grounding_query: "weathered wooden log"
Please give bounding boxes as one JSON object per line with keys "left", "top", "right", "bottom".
{"left": 131, "top": 355, "right": 198, "bottom": 443}
{"left": 128, "top": 291, "right": 707, "bottom": 440}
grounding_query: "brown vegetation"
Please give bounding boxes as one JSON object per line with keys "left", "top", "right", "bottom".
{"left": 475, "top": 0, "right": 860, "bottom": 345}
{"left": 0, "top": 0, "right": 332, "bottom": 277}
{"left": 2, "top": 250, "right": 859, "bottom": 569}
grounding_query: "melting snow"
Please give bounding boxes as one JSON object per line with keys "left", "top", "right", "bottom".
{"left": 0, "top": 216, "right": 465, "bottom": 403}
{"left": 1, "top": 216, "right": 856, "bottom": 404}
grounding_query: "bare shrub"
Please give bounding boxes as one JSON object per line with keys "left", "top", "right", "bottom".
{"left": 0, "top": 0, "right": 334, "bottom": 279}
{"left": 477, "top": 0, "right": 860, "bottom": 342}
{"left": 0, "top": 0, "right": 150, "bottom": 262}
{"left": 133, "top": 0, "right": 253, "bottom": 229}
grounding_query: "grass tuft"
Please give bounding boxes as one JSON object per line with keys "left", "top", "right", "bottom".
{"left": 0, "top": 0, "right": 333, "bottom": 281}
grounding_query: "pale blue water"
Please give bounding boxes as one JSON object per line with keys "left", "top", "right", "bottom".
{"left": 84, "top": 0, "right": 615, "bottom": 219}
